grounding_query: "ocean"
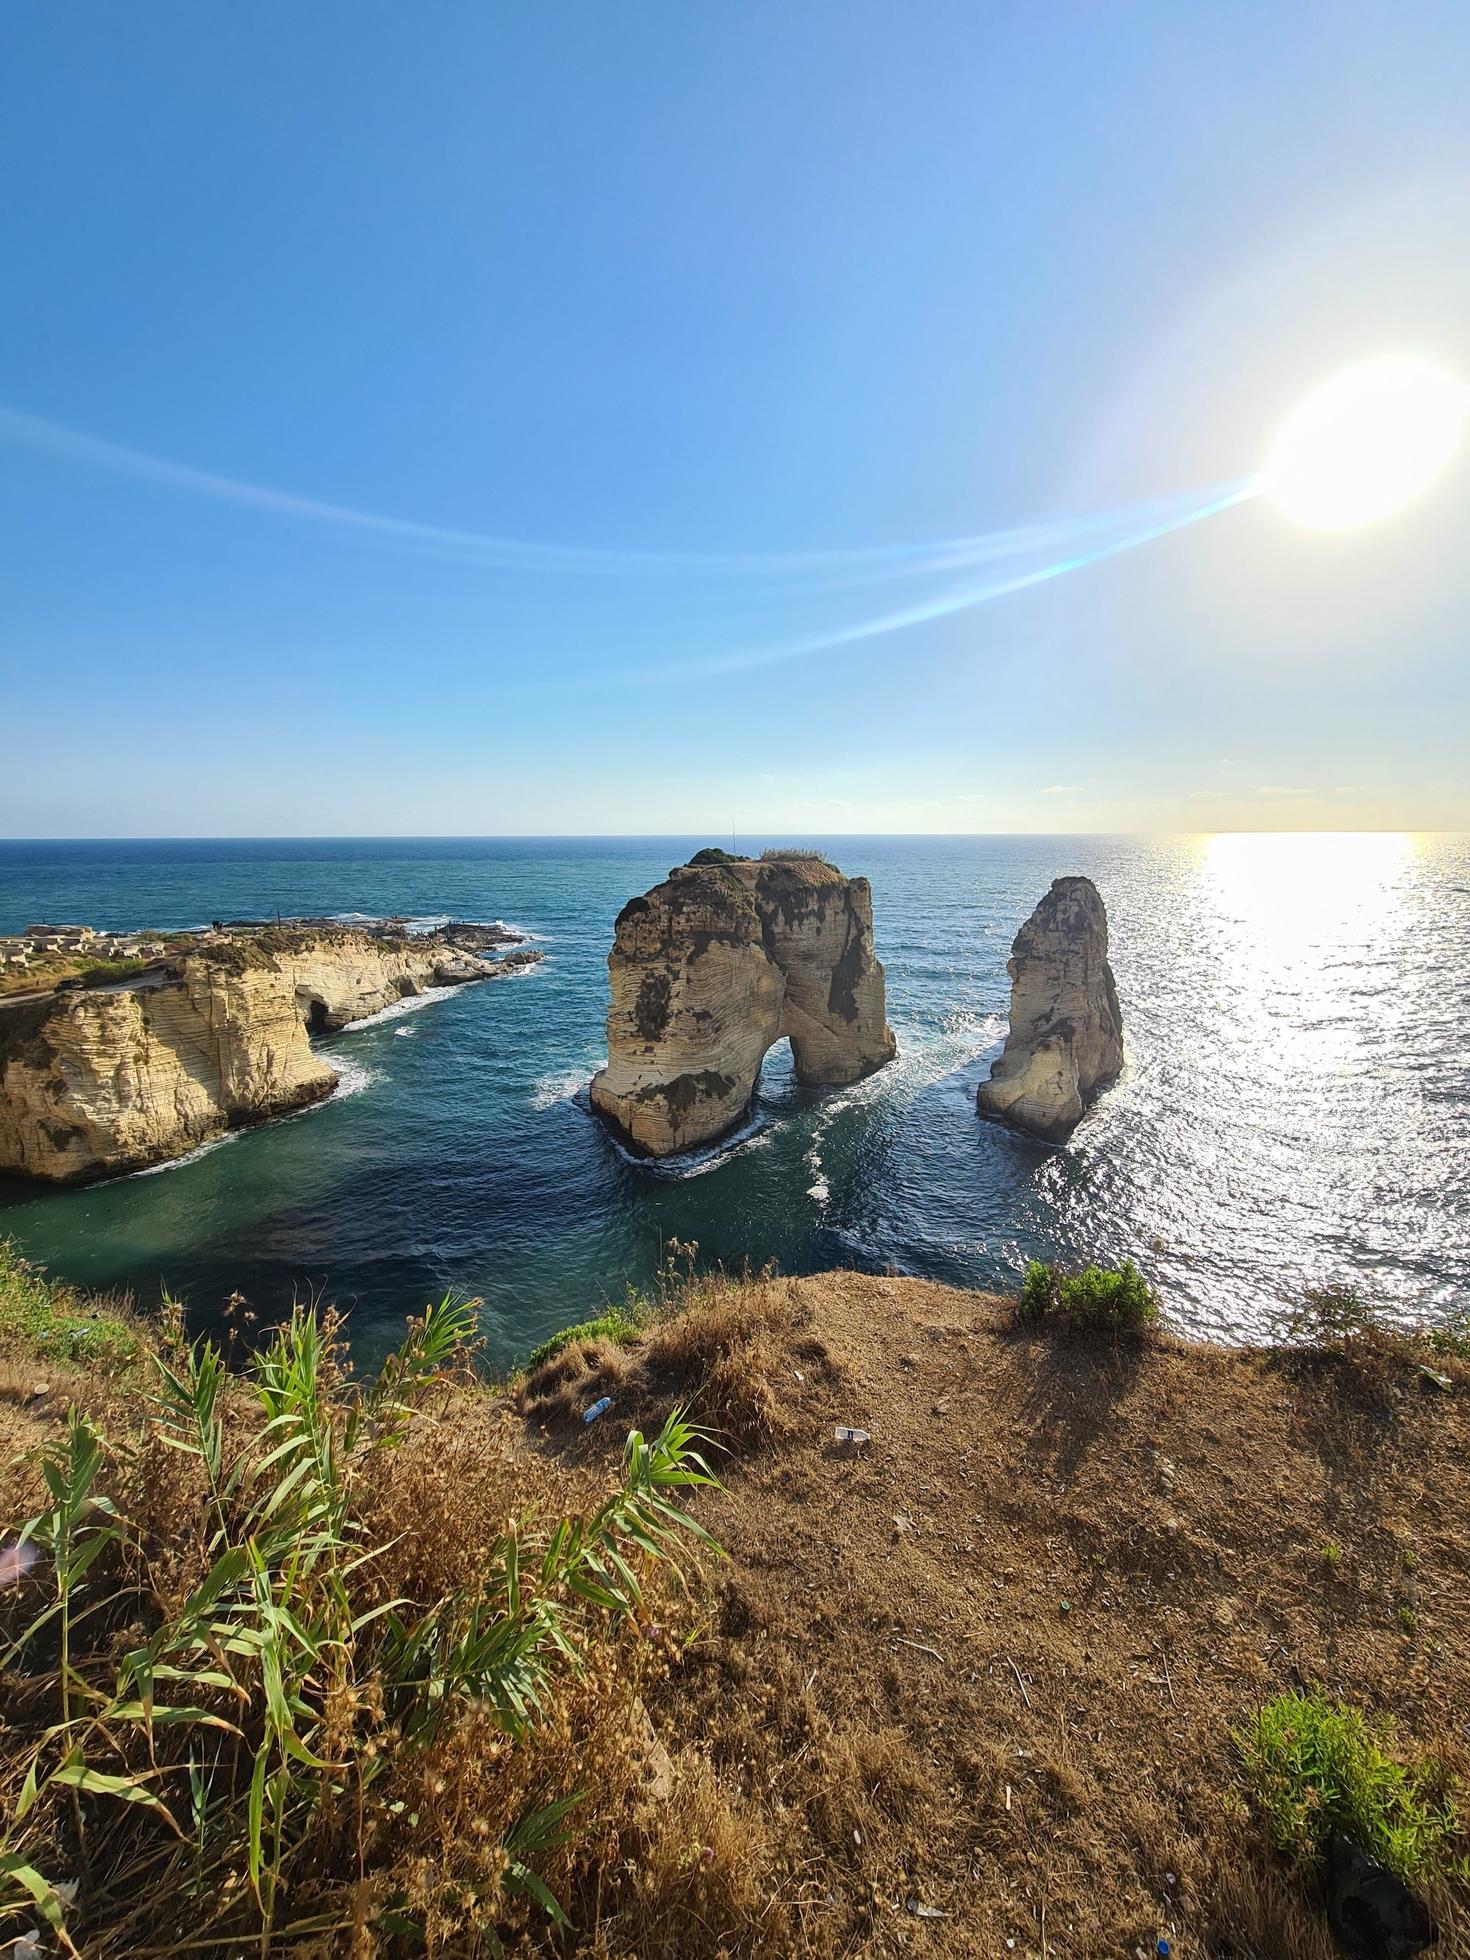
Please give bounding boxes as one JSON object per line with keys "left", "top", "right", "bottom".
{"left": 1, "top": 834, "right": 1466, "bottom": 1365}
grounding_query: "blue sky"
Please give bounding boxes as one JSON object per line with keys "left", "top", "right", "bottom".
{"left": 2, "top": 2, "right": 1468, "bottom": 835}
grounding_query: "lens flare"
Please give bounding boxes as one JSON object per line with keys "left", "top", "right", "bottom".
{"left": 1263, "top": 355, "right": 1469, "bottom": 531}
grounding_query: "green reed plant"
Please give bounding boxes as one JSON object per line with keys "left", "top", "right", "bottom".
{"left": 0, "top": 1296, "right": 720, "bottom": 1954}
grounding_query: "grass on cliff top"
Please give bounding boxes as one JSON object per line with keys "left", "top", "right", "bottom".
{"left": 6, "top": 1242, "right": 1470, "bottom": 1957}
{"left": 0, "top": 1273, "right": 721, "bottom": 1956}
{"left": 0, "top": 1238, "right": 141, "bottom": 1370}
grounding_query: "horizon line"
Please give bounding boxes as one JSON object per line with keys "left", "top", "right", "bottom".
{"left": 0, "top": 827, "right": 1459, "bottom": 845}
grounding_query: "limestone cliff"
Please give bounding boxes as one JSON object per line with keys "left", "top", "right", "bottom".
{"left": 0, "top": 927, "right": 537, "bottom": 1183}
{"left": 590, "top": 855, "right": 896, "bottom": 1156}
{"left": 976, "top": 876, "right": 1123, "bottom": 1144}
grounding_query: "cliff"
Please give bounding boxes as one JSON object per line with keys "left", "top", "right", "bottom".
{"left": 0, "top": 926, "right": 537, "bottom": 1183}
{"left": 589, "top": 853, "right": 895, "bottom": 1156}
{"left": 4, "top": 1239, "right": 1467, "bottom": 1958}
{"left": 976, "top": 874, "right": 1123, "bottom": 1143}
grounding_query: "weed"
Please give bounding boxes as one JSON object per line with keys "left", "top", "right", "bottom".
{"left": 1423, "top": 1306, "right": 1470, "bottom": 1361}
{"left": 1017, "top": 1258, "right": 1159, "bottom": 1333}
{"left": 1282, "top": 1282, "right": 1470, "bottom": 1382}
{"left": 1320, "top": 1541, "right": 1343, "bottom": 1570}
{"left": 0, "top": 1295, "right": 720, "bottom": 1953}
{"left": 1285, "top": 1283, "right": 1388, "bottom": 1354}
{"left": 527, "top": 1308, "right": 642, "bottom": 1371}
{"left": 1237, "top": 1692, "right": 1463, "bottom": 1881}
{"left": 0, "top": 1238, "right": 139, "bottom": 1369}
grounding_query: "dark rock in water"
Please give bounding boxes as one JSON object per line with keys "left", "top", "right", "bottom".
{"left": 1323, "top": 1834, "right": 1436, "bottom": 1959}
{"left": 976, "top": 875, "right": 1123, "bottom": 1145}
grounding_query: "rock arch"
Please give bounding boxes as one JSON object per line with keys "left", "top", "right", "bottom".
{"left": 590, "top": 854, "right": 896, "bottom": 1156}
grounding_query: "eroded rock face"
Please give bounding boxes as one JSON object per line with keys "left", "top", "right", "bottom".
{"left": 0, "top": 928, "right": 536, "bottom": 1183}
{"left": 976, "top": 876, "right": 1123, "bottom": 1144}
{"left": 590, "top": 855, "right": 896, "bottom": 1156}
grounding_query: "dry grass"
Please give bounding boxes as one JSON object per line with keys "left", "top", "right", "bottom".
{"left": 520, "top": 1263, "right": 843, "bottom": 1452}
{"left": 0, "top": 1275, "right": 723, "bottom": 1956}
{"left": 4, "top": 1252, "right": 1469, "bottom": 1956}
{"left": 556, "top": 1270, "right": 1470, "bottom": 1957}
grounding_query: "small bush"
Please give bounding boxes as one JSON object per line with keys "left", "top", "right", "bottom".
{"left": 1017, "top": 1258, "right": 1158, "bottom": 1333}
{"left": 527, "top": 1307, "right": 643, "bottom": 1370}
{"left": 758, "top": 846, "right": 831, "bottom": 863}
{"left": 1237, "top": 1692, "right": 1463, "bottom": 1881}
{"left": 1283, "top": 1283, "right": 1470, "bottom": 1375}
{"left": 0, "top": 1238, "right": 139, "bottom": 1368}
{"left": 1423, "top": 1306, "right": 1470, "bottom": 1361}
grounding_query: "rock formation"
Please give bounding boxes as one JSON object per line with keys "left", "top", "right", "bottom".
{"left": 0, "top": 926, "right": 539, "bottom": 1183}
{"left": 976, "top": 876, "right": 1122, "bottom": 1144}
{"left": 590, "top": 853, "right": 896, "bottom": 1156}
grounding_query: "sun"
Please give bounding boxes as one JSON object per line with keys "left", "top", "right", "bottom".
{"left": 1262, "top": 354, "right": 1469, "bottom": 530}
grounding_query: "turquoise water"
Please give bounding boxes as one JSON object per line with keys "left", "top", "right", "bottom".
{"left": 1, "top": 834, "right": 1466, "bottom": 1362}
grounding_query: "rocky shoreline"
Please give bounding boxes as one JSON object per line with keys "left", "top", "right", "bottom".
{"left": 0, "top": 919, "right": 541, "bottom": 1184}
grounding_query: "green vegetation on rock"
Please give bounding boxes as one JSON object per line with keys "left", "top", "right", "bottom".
{"left": 526, "top": 1306, "right": 644, "bottom": 1370}
{"left": 1238, "top": 1691, "right": 1465, "bottom": 1881}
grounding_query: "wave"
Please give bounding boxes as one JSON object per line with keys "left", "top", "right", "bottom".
{"left": 131, "top": 1130, "right": 240, "bottom": 1177}
{"left": 321, "top": 986, "right": 457, "bottom": 1036}
{"left": 323, "top": 910, "right": 546, "bottom": 943}
{"left": 530, "top": 1065, "right": 596, "bottom": 1112}
{"left": 598, "top": 1108, "right": 774, "bottom": 1179}
{"left": 326, "top": 1052, "right": 381, "bottom": 1101}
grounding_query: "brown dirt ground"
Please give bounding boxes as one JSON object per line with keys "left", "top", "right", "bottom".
{"left": 523, "top": 1270, "right": 1470, "bottom": 1960}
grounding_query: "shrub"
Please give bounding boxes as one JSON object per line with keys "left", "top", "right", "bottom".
{"left": 1283, "top": 1283, "right": 1470, "bottom": 1371}
{"left": 527, "top": 1307, "right": 642, "bottom": 1371}
{"left": 0, "top": 1297, "right": 719, "bottom": 1953}
{"left": 1017, "top": 1258, "right": 1159, "bottom": 1333}
{"left": 1237, "top": 1692, "right": 1463, "bottom": 1880}
{"left": 1423, "top": 1306, "right": 1470, "bottom": 1361}
{"left": 688, "top": 846, "right": 741, "bottom": 866}
{"left": 0, "top": 1238, "right": 139, "bottom": 1369}
{"left": 758, "top": 846, "right": 831, "bottom": 863}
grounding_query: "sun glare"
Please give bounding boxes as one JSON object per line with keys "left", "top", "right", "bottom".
{"left": 1262, "top": 355, "right": 1468, "bottom": 530}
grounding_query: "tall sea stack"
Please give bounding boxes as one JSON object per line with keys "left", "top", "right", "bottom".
{"left": 976, "top": 876, "right": 1123, "bottom": 1144}
{"left": 590, "top": 852, "right": 896, "bottom": 1157}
